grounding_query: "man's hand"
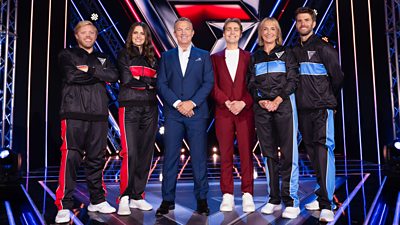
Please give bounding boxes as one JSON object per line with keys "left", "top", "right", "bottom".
{"left": 76, "top": 65, "right": 88, "bottom": 72}
{"left": 229, "top": 100, "right": 246, "bottom": 115}
{"left": 177, "top": 101, "right": 195, "bottom": 117}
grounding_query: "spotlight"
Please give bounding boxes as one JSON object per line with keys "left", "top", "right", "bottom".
{"left": 0, "top": 149, "right": 10, "bottom": 159}
{"left": 0, "top": 147, "right": 21, "bottom": 185}
{"left": 90, "top": 13, "right": 99, "bottom": 21}
{"left": 212, "top": 146, "right": 218, "bottom": 153}
{"left": 394, "top": 140, "right": 400, "bottom": 150}
{"left": 181, "top": 148, "right": 185, "bottom": 153}
{"left": 159, "top": 126, "right": 165, "bottom": 135}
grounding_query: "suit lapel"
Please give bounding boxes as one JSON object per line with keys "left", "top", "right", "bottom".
{"left": 233, "top": 49, "right": 245, "bottom": 85}
{"left": 172, "top": 48, "right": 184, "bottom": 78}
{"left": 219, "top": 50, "right": 234, "bottom": 84}
{"left": 184, "top": 48, "right": 196, "bottom": 78}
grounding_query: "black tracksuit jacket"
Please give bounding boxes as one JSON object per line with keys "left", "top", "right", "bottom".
{"left": 247, "top": 45, "right": 299, "bottom": 102}
{"left": 58, "top": 47, "right": 119, "bottom": 121}
{"left": 117, "top": 48, "right": 158, "bottom": 106}
{"left": 291, "top": 35, "right": 344, "bottom": 110}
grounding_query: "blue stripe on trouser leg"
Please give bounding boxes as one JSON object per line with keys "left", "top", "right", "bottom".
{"left": 289, "top": 94, "right": 299, "bottom": 207}
{"left": 325, "top": 109, "right": 335, "bottom": 205}
{"left": 263, "top": 157, "right": 271, "bottom": 201}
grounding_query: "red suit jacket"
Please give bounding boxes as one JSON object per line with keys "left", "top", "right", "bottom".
{"left": 211, "top": 48, "right": 253, "bottom": 118}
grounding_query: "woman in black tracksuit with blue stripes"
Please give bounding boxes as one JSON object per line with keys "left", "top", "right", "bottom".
{"left": 247, "top": 17, "right": 300, "bottom": 219}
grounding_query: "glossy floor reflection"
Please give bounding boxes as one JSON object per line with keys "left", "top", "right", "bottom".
{"left": 1, "top": 154, "right": 399, "bottom": 225}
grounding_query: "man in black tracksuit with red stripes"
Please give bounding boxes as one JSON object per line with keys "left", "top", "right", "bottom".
{"left": 292, "top": 7, "right": 344, "bottom": 222}
{"left": 55, "top": 21, "right": 119, "bottom": 223}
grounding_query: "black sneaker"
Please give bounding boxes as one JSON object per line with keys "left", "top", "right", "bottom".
{"left": 155, "top": 200, "right": 175, "bottom": 217}
{"left": 196, "top": 199, "right": 210, "bottom": 216}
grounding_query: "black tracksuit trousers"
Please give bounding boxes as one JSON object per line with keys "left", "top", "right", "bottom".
{"left": 55, "top": 119, "right": 108, "bottom": 210}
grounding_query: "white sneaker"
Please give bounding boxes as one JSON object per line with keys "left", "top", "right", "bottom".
{"left": 117, "top": 196, "right": 131, "bottom": 216}
{"left": 305, "top": 200, "right": 320, "bottom": 210}
{"left": 282, "top": 206, "right": 300, "bottom": 219}
{"left": 319, "top": 209, "right": 334, "bottom": 222}
{"left": 88, "top": 201, "right": 116, "bottom": 213}
{"left": 305, "top": 200, "right": 337, "bottom": 211}
{"left": 219, "top": 193, "right": 235, "bottom": 212}
{"left": 55, "top": 209, "right": 70, "bottom": 223}
{"left": 129, "top": 199, "right": 153, "bottom": 211}
{"left": 242, "top": 193, "right": 255, "bottom": 212}
{"left": 261, "top": 203, "right": 282, "bottom": 214}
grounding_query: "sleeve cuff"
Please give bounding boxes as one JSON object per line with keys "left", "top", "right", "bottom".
{"left": 173, "top": 100, "right": 182, "bottom": 108}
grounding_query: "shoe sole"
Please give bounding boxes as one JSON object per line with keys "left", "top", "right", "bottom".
{"left": 197, "top": 211, "right": 209, "bottom": 216}
{"left": 282, "top": 215, "right": 299, "bottom": 219}
{"left": 117, "top": 211, "right": 131, "bottom": 216}
{"left": 55, "top": 218, "right": 70, "bottom": 223}
{"left": 155, "top": 205, "right": 175, "bottom": 217}
{"left": 87, "top": 208, "right": 116, "bottom": 214}
{"left": 130, "top": 205, "right": 153, "bottom": 211}
{"left": 319, "top": 218, "right": 334, "bottom": 222}
{"left": 261, "top": 206, "right": 282, "bottom": 214}
{"left": 243, "top": 208, "right": 255, "bottom": 213}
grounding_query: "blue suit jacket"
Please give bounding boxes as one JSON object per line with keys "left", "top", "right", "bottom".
{"left": 157, "top": 47, "right": 214, "bottom": 119}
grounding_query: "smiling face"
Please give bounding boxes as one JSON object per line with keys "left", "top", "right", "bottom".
{"left": 223, "top": 22, "right": 242, "bottom": 46}
{"left": 131, "top": 25, "right": 146, "bottom": 48}
{"left": 174, "top": 20, "right": 194, "bottom": 49}
{"left": 75, "top": 24, "right": 97, "bottom": 52}
{"left": 260, "top": 20, "right": 278, "bottom": 45}
{"left": 295, "top": 12, "right": 316, "bottom": 38}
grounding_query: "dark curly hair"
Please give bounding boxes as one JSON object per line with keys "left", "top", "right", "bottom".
{"left": 125, "top": 22, "right": 155, "bottom": 66}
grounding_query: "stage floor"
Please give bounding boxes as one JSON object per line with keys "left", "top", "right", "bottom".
{"left": 1, "top": 154, "right": 399, "bottom": 225}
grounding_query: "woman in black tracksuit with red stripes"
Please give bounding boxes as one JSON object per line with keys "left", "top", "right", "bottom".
{"left": 117, "top": 22, "right": 158, "bottom": 215}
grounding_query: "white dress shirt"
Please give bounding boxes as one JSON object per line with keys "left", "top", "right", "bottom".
{"left": 178, "top": 45, "right": 192, "bottom": 76}
{"left": 225, "top": 49, "right": 239, "bottom": 82}
{"left": 173, "top": 45, "right": 195, "bottom": 108}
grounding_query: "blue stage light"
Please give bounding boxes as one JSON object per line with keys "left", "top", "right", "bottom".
{"left": 0, "top": 149, "right": 10, "bottom": 159}
{"left": 394, "top": 141, "right": 400, "bottom": 150}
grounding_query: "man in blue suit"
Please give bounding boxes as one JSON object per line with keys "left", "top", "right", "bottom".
{"left": 156, "top": 17, "right": 214, "bottom": 216}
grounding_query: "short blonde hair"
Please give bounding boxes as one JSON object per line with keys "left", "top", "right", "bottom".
{"left": 257, "top": 17, "right": 282, "bottom": 46}
{"left": 74, "top": 20, "right": 98, "bottom": 34}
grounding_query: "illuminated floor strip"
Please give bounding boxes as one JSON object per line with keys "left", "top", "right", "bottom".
{"left": 363, "top": 176, "right": 387, "bottom": 224}
{"left": 4, "top": 201, "right": 16, "bottom": 225}
{"left": 20, "top": 184, "right": 46, "bottom": 225}
{"left": 38, "top": 181, "right": 84, "bottom": 225}
{"left": 393, "top": 192, "right": 400, "bottom": 225}
{"left": 328, "top": 173, "right": 370, "bottom": 225}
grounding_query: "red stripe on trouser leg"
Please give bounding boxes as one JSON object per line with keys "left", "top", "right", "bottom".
{"left": 118, "top": 107, "right": 129, "bottom": 200}
{"left": 55, "top": 120, "right": 68, "bottom": 210}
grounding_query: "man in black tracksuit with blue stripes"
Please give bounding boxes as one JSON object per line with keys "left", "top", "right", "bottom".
{"left": 292, "top": 7, "right": 344, "bottom": 223}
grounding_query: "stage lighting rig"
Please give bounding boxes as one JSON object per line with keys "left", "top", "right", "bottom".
{"left": 383, "top": 141, "right": 400, "bottom": 176}
{"left": 0, "top": 147, "right": 21, "bottom": 185}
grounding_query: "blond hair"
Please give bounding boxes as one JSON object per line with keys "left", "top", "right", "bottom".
{"left": 74, "top": 20, "right": 98, "bottom": 34}
{"left": 257, "top": 17, "right": 283, "bottom": 46}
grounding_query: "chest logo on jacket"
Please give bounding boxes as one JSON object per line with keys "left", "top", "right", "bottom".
{"left": 307, "top": 51, "right": 316, "bottom": 60}
{"left": 97, "top": 57, "right": 106, "bottom": 65}
{"left": 275, "top": 51, "right": 284, "bottom": 59}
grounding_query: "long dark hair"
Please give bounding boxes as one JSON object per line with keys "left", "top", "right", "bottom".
{"left": 125, "top": 22, "right": 155, "bottom": 66}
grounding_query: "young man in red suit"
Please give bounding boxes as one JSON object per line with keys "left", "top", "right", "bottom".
{"left": 211, "top": 18, "right": 255, "bottom": 212}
